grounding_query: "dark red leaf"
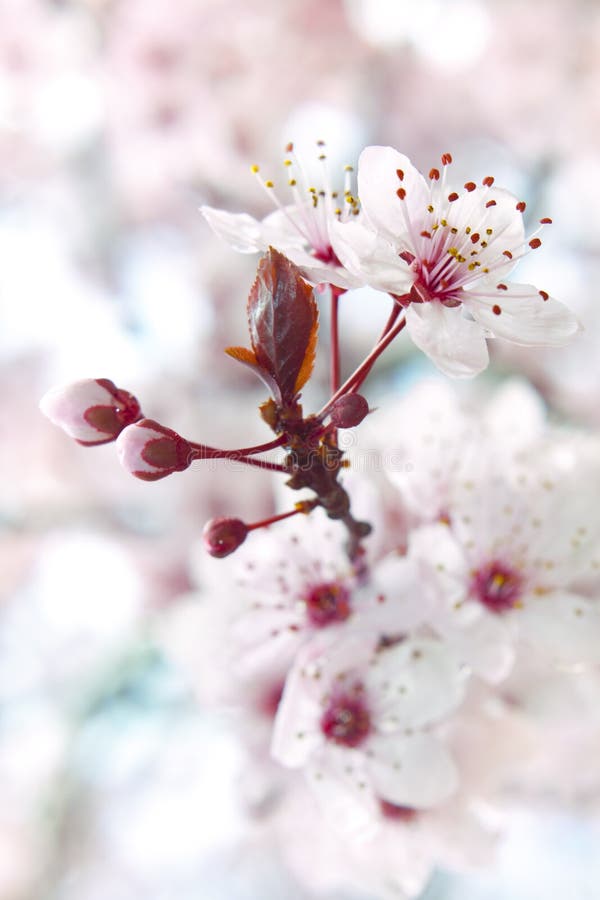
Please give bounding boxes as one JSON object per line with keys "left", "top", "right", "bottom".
{"left": 246, "top": 248, "right": 319, "bottom": 404}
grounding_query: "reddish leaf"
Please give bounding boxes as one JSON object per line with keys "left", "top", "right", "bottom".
{"left": 224, "top": 345, "right": 280, "bottom": 398}
{"left": 246, "top": 248, "right": 319, "bottom": 404}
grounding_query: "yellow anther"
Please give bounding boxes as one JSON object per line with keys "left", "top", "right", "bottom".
{"left": 486, "top": 228, "right": 493, "bottom": 235}
{"left": 427, "top": 204, "right": 434, "bottom": 213}
{"left": 284, "top": 159, "right": 292, "bottom": 167}
{"left": 441, "top": 218, "right": 448, "bottom": 227}
{"left": 448, "top": 247, "right": 458, "bottom": 256}
{"left": 465, "top": 226, "right": 471, "bottom": 234}
{"left": 288, "top": 179, "right": 297, "bottom": 186}
{"left": 492, "top": 573, "right": 507, "bottom": 587}
{"left": 344, "top": 165, "right": 353, "bottom": 172}
{"left": 251, "top": 164, "right": 260, "bottom": 173}
{"left": 265, "top": 180, "right": 274, "bottom": 188}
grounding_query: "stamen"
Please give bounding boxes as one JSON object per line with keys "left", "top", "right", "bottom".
{"left": 464, "top": 181, "right": 476, "bottom": 192}
{"left": 539, "top": 290, "right": 549, "bottom": 301}
{"left": 492, "top": 304, "right": 502, "bottom": 315}
{"left": 396, "top": 168, "right": 404, "bottom": 181}
{"left": 482, "top": 176, "right": 495, "bottom": 187}
{"left": 516, "top": 201, "right": 526, "bottom": 212}
{"left": 429, "top": 168, "right": 440, "bottom": 181}
{"left": 441, "top": 152, "right": 453, "bottom": 165}
{"left": 529, "top": 238, "right": 542, "bottom": 249}
{"left": 485, "top": 200, "right": 497, "bottom": 208}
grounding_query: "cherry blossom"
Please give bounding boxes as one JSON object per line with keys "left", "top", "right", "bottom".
{"left": 271, "top": 630, "right": 466, "bottom": 828}
{"left": 201, "top": 142, "right": 364, "bottom": 289}
{"left": 331, "top": 146, "right": 580, "bottom": 376}
{"left": 407, "top": 452, "right": 600, "bottom": 682}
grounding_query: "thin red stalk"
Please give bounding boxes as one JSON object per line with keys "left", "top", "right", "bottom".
{"left": 330, "top": 285, "right": 344, "bottom": 394}
{"left": 190, "top": 450, "right": 287, "bottom": 473}
{"left": 317, "top": 313, "right": 407, "bottom": 419}
{"left": 348, "top": 299, "right": 404, "bottom": 394}
{"left": 189, "top": 433, "right": 288, "bottom": 458}
{"left": 247, "top": 502, "right": 315, "bottom": 532}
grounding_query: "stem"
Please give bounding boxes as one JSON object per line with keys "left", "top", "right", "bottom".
{"left": 189, "top": 433, "right": 288, "bottom": 459}
{"left": 191, "top": 450, "right": 287, "bottom": 473}
{"left": 348, "top": 299, "right": 404, "bottom": 395}
{"left": 247, "top": 500, "right": 317, "bottom": 532}
{"left": 318, "top": 313, "right": 407, "bottom": 419}
{"left": 330, "top": 285, "right": 345, "bottom": 394}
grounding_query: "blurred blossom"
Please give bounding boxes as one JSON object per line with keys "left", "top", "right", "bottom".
{"left": 345, "top": 0, "right": 491, "bottom": 68}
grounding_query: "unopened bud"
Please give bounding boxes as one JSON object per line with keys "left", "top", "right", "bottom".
{"left": 116, "top": 419, "right": 193, "bottom": 481}
{"left": 40, "top": 378, "right": 142, "bottom": 445}
{"left": 329, "top": 393, "right": 369, "bottom": 428}
{"left": 203, "top": 517, "right": 248, "bottom": 558}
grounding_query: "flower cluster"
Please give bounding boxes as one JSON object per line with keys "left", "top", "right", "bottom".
{"left": 40, "top": 142, "right": 595, "bottom": 898}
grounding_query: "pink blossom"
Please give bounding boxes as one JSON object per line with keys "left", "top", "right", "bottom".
{"left": 272, "top": 631, "right": 465, "bottom": 824}
{"left": 332, "top": 146, "right": 580, "bottom": 376}
{"left": 201, "top": 142, "right": 364, "bottom": 289}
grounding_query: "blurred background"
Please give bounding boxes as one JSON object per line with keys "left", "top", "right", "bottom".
{"left": 2, "top": 0, "right": 600, "bottom": 897}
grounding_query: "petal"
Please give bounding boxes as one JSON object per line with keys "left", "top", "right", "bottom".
{"left": 271, "top": 669, "right": 324, "bottom": 768}
{"left": 405, "top": 302, "right": 489, "bottom": 377}
{"left": 367, "top": 733, "right": 459, "bottom": 808}
{"left": 329, "top": 218, "right": 413, "bottom": 294}
{"left": 357, "top": 146, "right": 429, "bottom": 247}
{"left": 465, "top": 283, "right": 581, "bottom": 347}
{"left": 365, "top": 637, "right": 466, "bottom": 731}
{"left": 517, "top": 591, "right": 600, "bottom": 666}
{"left": 200, "top": 206, "right": 264, "bottom": 252}
{"left": 447, "top": 614, "right": 515, "bottom": 683}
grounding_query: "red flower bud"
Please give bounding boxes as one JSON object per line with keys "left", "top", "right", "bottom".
{"left": 40, "top": 378, "right": 142, "bottom": 445}
{"left": 329, "top": 393, "right": 369, "bottom": 428}
{"left": 203, "top": 517, "right": 249, "bottom": 558}
{"left": 116, "top": 419, "right": 193, "bottom": 481}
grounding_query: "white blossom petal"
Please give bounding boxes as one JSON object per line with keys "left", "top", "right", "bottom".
{"left": 367, "top": 733, "right": 459, "bottom": 808}
{"left": 465, "top": 283, "right": 581, "bottom": 347}
{"left": 201, "top": 206, "right": 264, "bottom": 252}
{"left": 357, "top": 146, "right": 429, "bottom": 246}
{"left": 405, "top": 302, "right": 489, "bottom": 377}
{"left": 329, "top": 218, "right": 413, "bottom": 293}
{"left": 518, "top": 591, "right": 600, "bottom": 666}
{"left": 365, "top": 638, "right": 466, "bottom": 730}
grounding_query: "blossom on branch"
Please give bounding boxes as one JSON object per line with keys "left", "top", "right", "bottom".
{"left": 331, "top": 146, "right": 580, "bottom": 376}
{"left": 201, "top": 142, "right": 363, "bottom": 289}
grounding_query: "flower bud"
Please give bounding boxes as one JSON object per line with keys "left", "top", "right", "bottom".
{"left": 329, "top": 393, "right": 369, "bottom": 428}
{"left": 203, "top": 517, "right": 248, "bottom": 558}
{"left": 116, "top": 419, "right": 193, "bottom": 481}
{"left": 40, "top": 378, "right": 142, "bottom": 445}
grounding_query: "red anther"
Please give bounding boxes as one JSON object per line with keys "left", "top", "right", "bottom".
{"left": 420, "top": 230, "right": 432, "bottom": 238}
{"left": 285, "top": 141, "right": 294, "bottom": 152}
{"left": 448, "top": 192, "right": 459, "bottom": 202}
{"left": 470, "top": 233, "right": 480, "bottom": 243}
{"left": 396, "top": 187, "right": 406, "bottom": 200}
{"left": 464, "top": 181, "right": 476, "bottom": 192}
{"left": 396, "top": 168, "right": 404, "bottom": 181}
{"left": 429, "top": 168, "right": 440, "bottom": 181}
{"left": 539, "top": 290, "right": 549, "bottom": 301}
{"left": 497, "top": 283, "right": 508, "bottom": 290}
{"left": 540, "top": 217, "right": 553, "bottom": 224}
{"left": 485, "top": 200, "right": 497, "bottom": 208}
{"left": 503, "top": 250, "right": 513, "bottom": 258}
{"left": 441, "top": 152, "right": 453, "bottom": 165}
{"left": 329, "top": 393, "right": 369, "bottom": 428}
{"left": 492, "top": 305, "right": 502, "bottom": 315}
{"left": 529, "top": 237, "right": 542, "bottom": 249}
{"left": 482, "top": 176, "right": 495, "bottom": 187}
{"left": 516, "top": 201, "right": 526, "bottom": 212}
{"left": 203, "top": 517, "right": 249, "bottom": 558}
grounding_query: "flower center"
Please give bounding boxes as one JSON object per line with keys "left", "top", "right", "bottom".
{"left": 320, "top": 683, "right": 371, "bottom": 748}
{"left": 470, "top": 560, "right": 523, "bottom": 614}
{"left": 379, "top": 799, "right": 419, "bottom": 822}
{"left": 252, "top": 141, "right": 359, "bottom": 263}
{"left": 305, "top": 581, "right": 351, "bottom": 627}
